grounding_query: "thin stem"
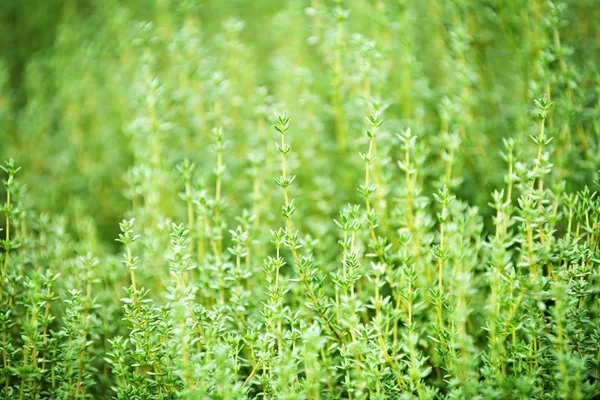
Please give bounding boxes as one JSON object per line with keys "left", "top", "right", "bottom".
{"left": 2, "top": 189, "right": 10, "bottom": 284}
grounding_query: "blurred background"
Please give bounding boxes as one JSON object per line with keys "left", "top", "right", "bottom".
{"left": 1, "top": 0, "right": 599, "bottom": 246}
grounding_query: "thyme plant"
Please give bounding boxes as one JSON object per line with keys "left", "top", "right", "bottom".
{"left": 1, "top": 0, "right": 600, "bottom": 399}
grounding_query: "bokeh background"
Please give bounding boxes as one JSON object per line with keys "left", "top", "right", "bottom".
{"left": 1, "top": 0, "right": 599, "bottom": 245}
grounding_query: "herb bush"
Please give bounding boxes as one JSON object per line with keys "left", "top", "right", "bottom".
{"left": 1, "top": 0, "right": 600, "bottom": 399}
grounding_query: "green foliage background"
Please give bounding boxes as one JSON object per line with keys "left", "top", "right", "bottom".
{"left": 2, "top": 0, "right": 599, "bottom": 242}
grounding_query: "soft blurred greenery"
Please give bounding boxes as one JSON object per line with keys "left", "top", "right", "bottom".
{"left": 1, "top": 0, "right": 599, "bottom": 243}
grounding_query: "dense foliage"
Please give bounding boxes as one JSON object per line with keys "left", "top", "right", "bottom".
{"left": 1, "top": 0, "right": 600, "bottom": 398}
